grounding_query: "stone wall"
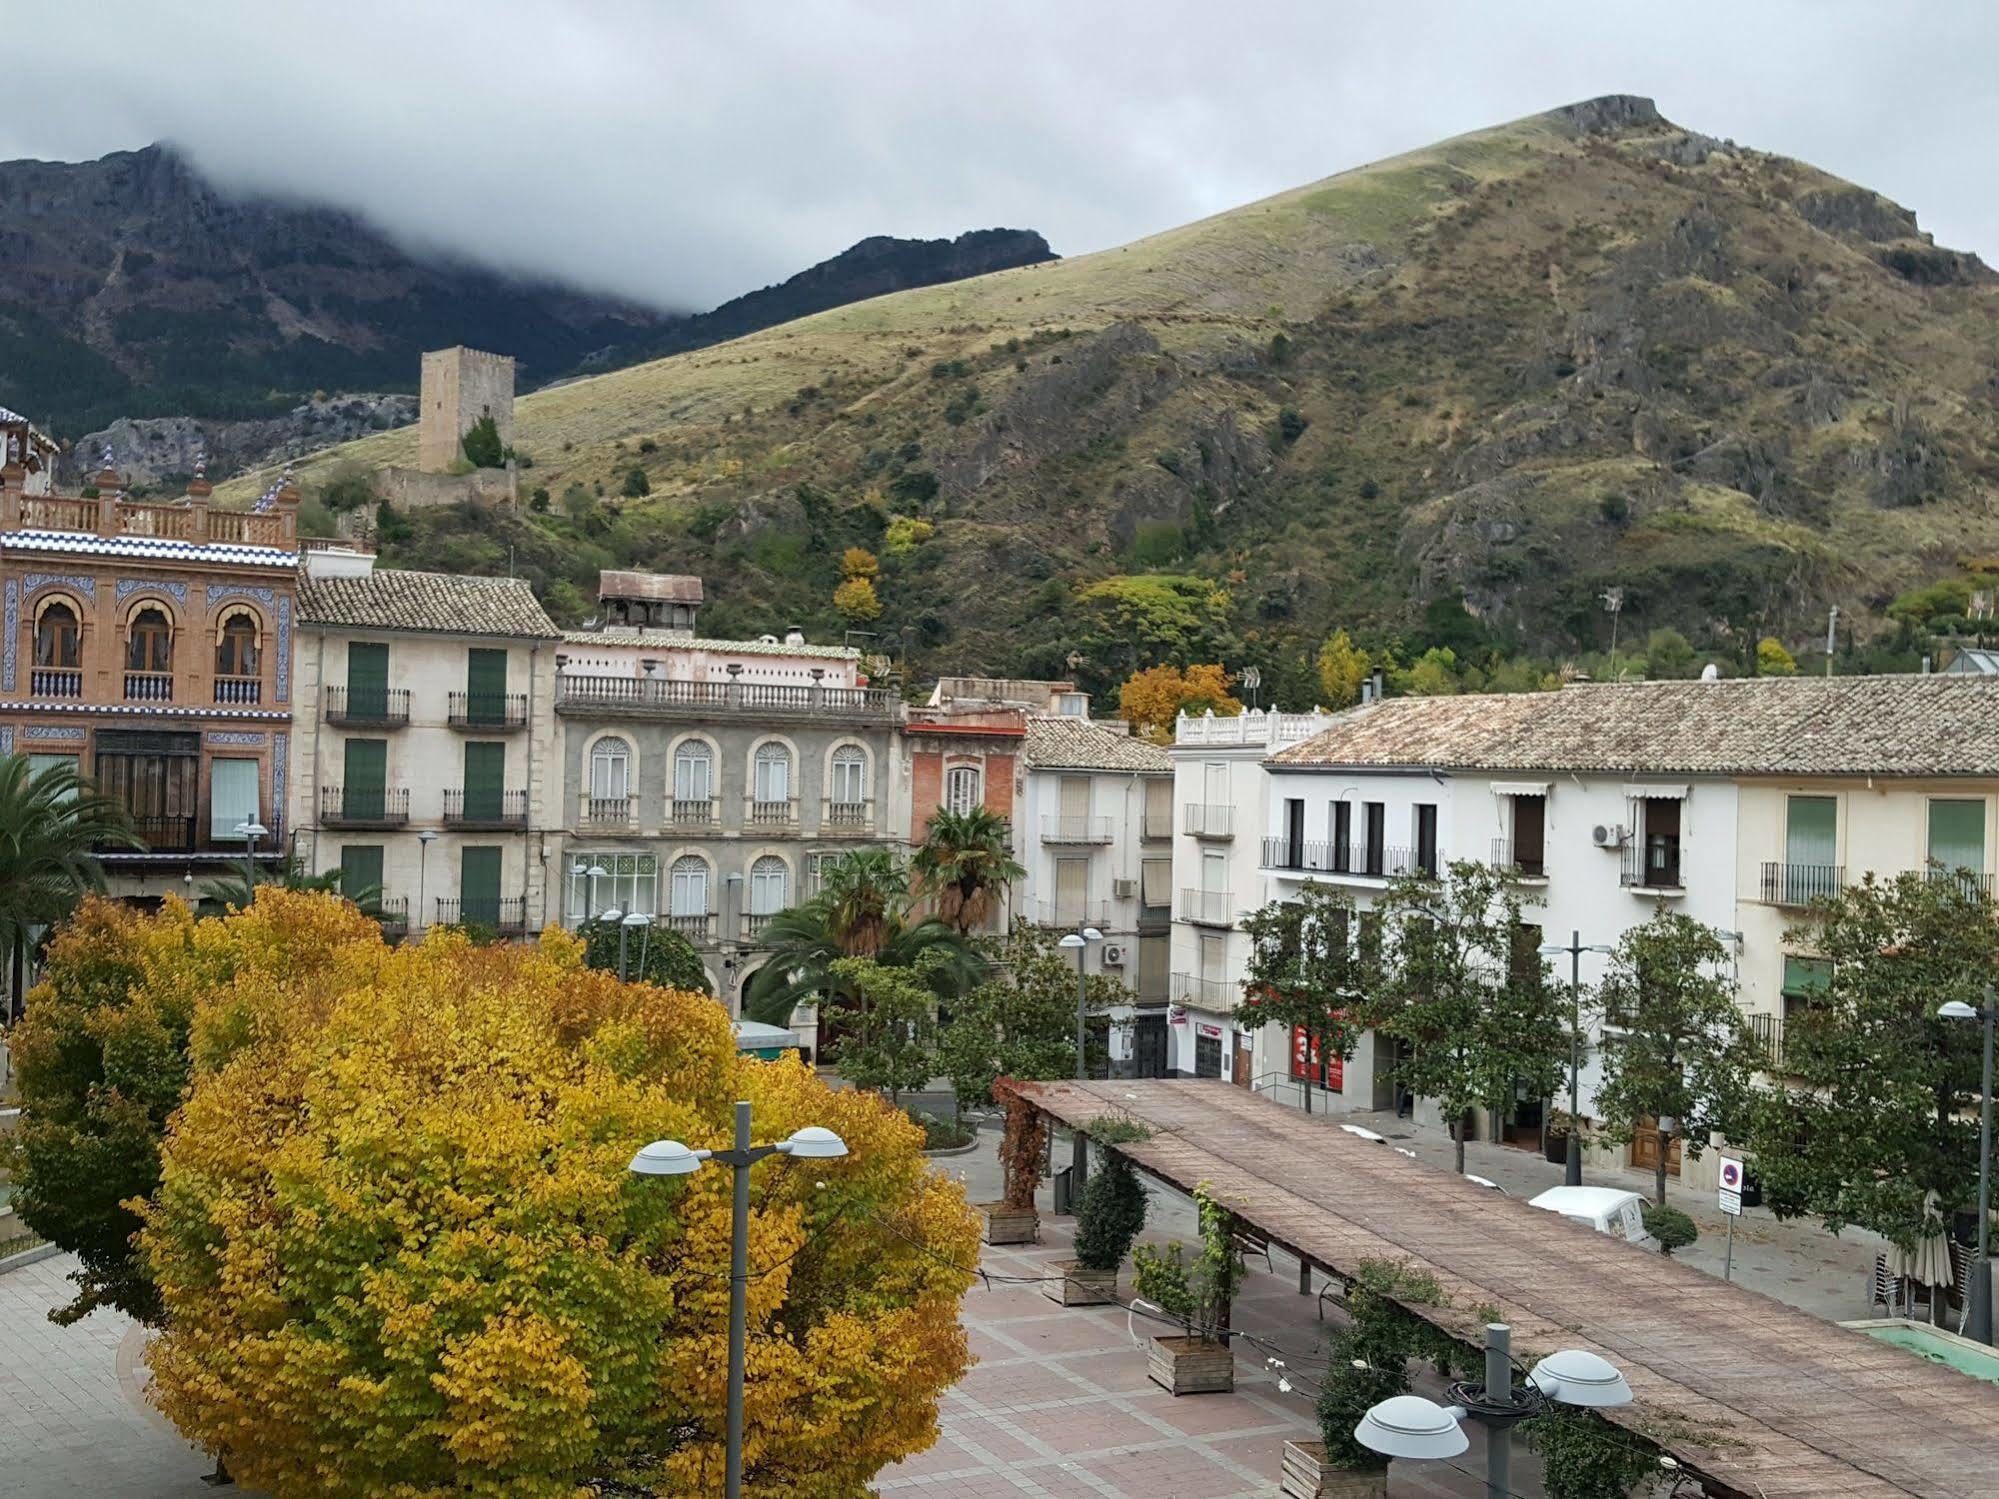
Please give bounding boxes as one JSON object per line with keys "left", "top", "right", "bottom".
{"left": 418, "top": 347, "right": 515, "bottom": 473}
{"left": 375, "top": 462, "right": 517, "bottom": 513}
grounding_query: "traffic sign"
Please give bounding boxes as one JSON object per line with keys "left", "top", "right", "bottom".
{"left": 1718, "top": 1155, "right": 1744, "bottom": 1216}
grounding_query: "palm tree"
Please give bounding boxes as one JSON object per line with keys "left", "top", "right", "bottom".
{"left": 199, "top": 857, "right": 380, "bottom": 916}
{"left": 0, "top": 754, "right": 138, "bottom": 1020}
{"left": 912, "top": 806, "right": 1024, "bottom": 935}
{"left": 742, "top": 893, "right": 981, "bottom": 1028}
{"left": 814, "top": 846, "right": 910, "bottom": 958}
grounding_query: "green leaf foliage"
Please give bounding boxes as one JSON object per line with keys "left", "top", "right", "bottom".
{"left": 1641, "top": 1202, "right": 1698, "bottom": 1254}
{"left": 934, "top": 922, "right": 1127, "bottom": 1105}
{"left": 574, "top": 916, "right": 710, "bottom": 993}
{"left": 1522, "top": 1404, "right": 1664, "bottom": 1499}
{"left": 1073, "top": 1150, "right": 1148, "bottom": 1272}
{"left": 460, "top": 414, "right": 504, "bottom": 468}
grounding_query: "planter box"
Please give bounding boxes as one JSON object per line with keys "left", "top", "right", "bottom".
{"left": 977, "top": 1201, "right": 1039, "bottom": 1245}
{"left": 1543, "top": 1130, "right": 1570, "bottom": 1165}
{"left": 1147, "top": 1335, "right": 1234, "bottom": 1395}
{"left": 1282, "top": 1442, "right": 1389, "bottom": 1499}
{"left": 1042, "top": 1259, "right": 1117, "bottom": 1306}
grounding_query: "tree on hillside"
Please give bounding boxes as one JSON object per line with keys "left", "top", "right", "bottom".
{"left": 128, "top": 899, "right": 977, "bottom": 1495}
{"left": 1747, "top": 872, "right": 1999, "bottom": 1250}
{"left": 935, "top": 921, "right": 1125, "bottom": 1104}
{"left": 1643, "top": 627, "right": 1699, "bottom": 680}
{"left": 0, "top": 754, "right": 137, "bottom": 1020}
{"left": 459, "top": 414, "right": 504, "bottom": 468}
{"left": 1588, "top": 910, "right": 1763, "bottom": 1203}
{"left": 1116, "top": 663, "right": 1240, "bottom": 742}
{"left": 834, "top": 574, "right": 882, "bottom": 621}
{"left": 1757, "top": 636, "right": 1798, "bottom": 676}
{"left": 620, "top": 464, "right": 651, "bottom": 497}
{"left": 912, "top": 806, "right": 1024, "bottom": 935}
{"left": 1234, "top": 884, "right": 1370, "bottom": 1115}
{"left": 1368, "top": 861, "right": 1566, "bottom": 1173}
{"left": 1074, "top": 574, "right": 1235, "bottom": 684}
{"left": 1315, "top": 629, "right": 1371, "bottom": 708}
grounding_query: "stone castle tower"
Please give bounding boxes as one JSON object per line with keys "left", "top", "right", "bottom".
{"left": 418, "top": 346, "right": 515, "bottom": 472}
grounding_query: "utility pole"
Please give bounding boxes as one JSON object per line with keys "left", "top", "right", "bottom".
{"left": 1826, "top": 604, "right": 1839, "bottom": 677}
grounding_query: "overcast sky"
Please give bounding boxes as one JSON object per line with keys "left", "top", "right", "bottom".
{"left": 9, "top": 2, "right": 1995, "bottom": 312}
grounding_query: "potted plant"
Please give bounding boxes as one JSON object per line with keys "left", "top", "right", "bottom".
{"left": 976, "top": 1082, "right": 1044, "bottom": 1244}
{"left": 1131, "top": 1185, "right": 1243, "bottom": 1394}
{"left": 1543, "top": 1108, "right": 1574, "bottom": 1166}
{"left": 1047, "top": 1148, "right": 1147, "bottom": 1306}
{"left": 1283, "top": 1321, "right": 1404, "bottom": 1499}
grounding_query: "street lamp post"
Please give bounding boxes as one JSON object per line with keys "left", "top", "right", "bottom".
{"left": 1355, "top": 1328, "right": 1632, "bottom": 1499}
{"left": 233, "top": 819, "right": 269, "bottom": 865}
{"left": 1940, "top": 991, "right": 1996, "bottom": 1344}
{"left": 416, "top": 828, "right": 438, "bottom": 931}
{"left": 1058, "top": 923, "right": 1104, "bottom": 1198}
{"left": 1539, "top": 933, "right": 1612, "bottom": 1188}
{"left": 629, "top": 1102, "right": 847, "bottom": 1499}
{"left": 617, "top": 909, "right": 650, "bottom": 980}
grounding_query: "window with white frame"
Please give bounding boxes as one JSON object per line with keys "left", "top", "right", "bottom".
{"left": 802, "top": 850, "right": 842, "bottom": 897}
{"left": 829, "top": 745, "right": 868, "bottom": 806}
{"left": 567, "top": 852, "right": 657, "bottom": 919}
{"left": 669, "top": 855, "right": 710, "bottom": 917}
{"left": 749, "top": 855, "right": 790, "bottom": 914}
{"left": 209, "top": 758, "right": 261, "bottom": 842}
{"left": 589, "top": 736, "right": 631, "bottom": 801}
{"left": 674, "top": 740, "right": 713, "bottom": 803}
{"left": 944, "top": 764, "right": 981, "bottom": 815}
{"left": 753, "top": 742, "right": 792, "bottom": 804}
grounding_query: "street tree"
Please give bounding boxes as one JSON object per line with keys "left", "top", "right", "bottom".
{"left": 825, "top": 954, "right": 943, "bottom": 1102}
{"left": 912, "top": 806, "right": 1023, "bottom": 935}
{"left": 1589, "top": 909, "right": 1763, "bottom": 1203}
{"left": 1234, "top": 883, "right": 1369, "bottom": 1114}
{"left": 1368, "top": 861, "right": 1566, "bottom": 1173}
{"left": 1747, "top": 871, "right": 1999, "bottom": 1249}
{"left": 935, "top": 921, "right": 1126, "bottom": 1105}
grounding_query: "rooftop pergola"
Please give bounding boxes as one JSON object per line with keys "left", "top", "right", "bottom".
{"left": 1016, "top": 1079, "right": 1999, "bottom": 1499}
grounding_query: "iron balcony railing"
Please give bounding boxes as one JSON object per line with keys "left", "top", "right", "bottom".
{"left": 448, "top": 692, "right": 528, "bottom": 730}
{"left": 1491, "top": 838, "right": 1546, "bottom": 879}
{"left": 1260, "top": 837, "right": 1430, "bottom": 880}
{"left": 442, "top": 788, "right": 529, "bottom": 828}
{"left": 1760, "top": 862, "right": 1844, "bottom": 906}
{"left": 1175, "top": 972, "right": 1238, "bottom": 1009}
{"left": 555, "top": 674, "right": 899, "bottom": 721}
{"left": 1749, "top": 1012, "right": 1785, "bottom": 1072}
{"left": 319, "top": 785, "right": 411, "bottom": 827}
{"left": 1620, "top": 840, "right": 1684, "bottom": 892}
{"left": 1041, "top": 815, "right": 1113, "bottom": 845}
{"left": 435, "top": 896, "right": 528, "bottom": 935}
{"left": 1925, "top": 866, "right": 1993, "bottom": 898}
{"left": 822, "top": 797, "right": 873, "bottom": 831}
{"left": 1025, "top": 900, "right": 1110, "bottom": 930}
{"left": 1180, "top": 888, "right": 1235, "bottom": 927}
{"left": 213, "top": 675, "right": 261, "bottom": 705}
{"left": 376, "top": 896, "right": 410, "bottom": 940}
{"left": 581, "top": 794, "right": 638, "bottom": 830}
{"left": 124, "top": 670, "right": 172, "bottom": 702}
{"left": 662, "top": 912, "right": 717, "bottom": 941}
{"left": 1185, "top": 803, "right": 1234, "bottom": 839}
{"left": 30, "top": 667, "right": 82, "bottom": 698}
{"left": 97, "top": 815, "right": 286, "bottom": 860}
{"left": 324, "top": 685, "right": 411, "bottom": 726}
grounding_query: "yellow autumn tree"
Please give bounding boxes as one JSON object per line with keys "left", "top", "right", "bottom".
{"left": 1315, "top": 629, "right": 1370, "bottom": 708}
{"left": 1756, "top": 635, "right": 1799, "bottom": 676}
{"left": 135, "top": 891, "right": 977, "bottom": 1498}
{"left": 840, "top": 545, "right": 880, "bottom": 580}
{"left": 833, "top": 574, "right": 883, "bottom": 621}
{"left": 1116, "top": 663, "right": 1241, "bottom": 743}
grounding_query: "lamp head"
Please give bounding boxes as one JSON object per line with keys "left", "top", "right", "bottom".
{"left": 416, "top": 828, "right": 439, "bottom": 845}
{"left": 777, "top": 1125, "right": 848, "bottom": 1160}
{"left": 622, "top": 911, "right": 651, "bottom": 927}
{"left": 586, "top": 864, "right": 608, "bottom": 878}
{"left": 1058, "top": 934, "right": 1086, "bottom": 949}
{"left": 1939, "top": 1000, "right": 1980, "bottom": 1021}
{"left": 628, "top": 1139, "right": 705, "bottom": 1176}
{"left": 1353, "top": 1395, "right": 1469, "bottom": 1459}
{"left": 1529, "top": 1349, "right": 1633, "bottom": 1408}
{"left": 1081, "top": 926, "right": 1104, "bottom": 942}
{"left": 235, "top": 820, "right": 268, "bottom": 838}
{"left": 600, "top": 908, "right": 624, "bottom": 924}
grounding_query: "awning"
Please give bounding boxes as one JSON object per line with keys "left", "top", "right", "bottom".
{"left": 1491, "top": 781, "right": 1550, "bottom": 796}
{"left": 1623, "top": 784, "right": 1689, "bottom": 800}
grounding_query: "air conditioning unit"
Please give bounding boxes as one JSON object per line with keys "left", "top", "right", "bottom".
{"left": 1112, "top": 877, "right": 1136, "bottom": 900}
{"left": 1591, "top": 823, "right": 1629, "bottom": 849}
{"left": 1102, "top": 943, "right": 1127, "bottom": 966}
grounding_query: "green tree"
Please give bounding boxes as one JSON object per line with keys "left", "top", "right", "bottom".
{"left": 459, "top": 414, "right": 504, "bottom": 468}
{"left": 813, "top": 846, "right": 910, "bottom": 958}
{"left": 1397, "top": 646, "right": 1462, "bottom": 696}
{"left": 1073, "top": 574, "right": 1235, "bottom": 683}
{"left": 1588, "top": 910, "right": 1762, "bottom": 1203}
{"left": 198, "top": 853, "right": 372, "bottom": 914}
{"left": 620, "top": 464, "right": 651, "bottom": 498}
{"left": 1131, "top": 1184, "right": 1244, "bottom": 1344}
{"left": 1315, "top": 629, "right": 1371, "bottom": 708}
{"left": 1756, "top": 635, "right": 1798, "bottom": 675}
{"left": 1748, "top": 872, "right": 1999, "bottom": 1248}
{"left": 824, "top": 955, "right": 941, "bottom": 1100}
{"left": 0, "top": 753, "right": 136, "bottom": 1019}
{"left": 912, "top": 806, "right": 1024, "bottom": 935}
{"left": 1234, "top": 884, "right": 1369, "bottom": 1114}
{"left": 1643, "top": 627, "right": 1699, "bottom": 679}
{"left": 934, "top": 921, "right": 1126, "bottom": 1104}
{"left": 1369, "top": 861, "right": 1565, "bottom": 1173}
{"left": 574, "top": 915, "right": 710, "bottom": 992}
{"left": 1072, "top": 1149, "right": 1148, "bottom": 1272}
{"left": 1523, "top": 1405, "right": 1664, "bottom": 1499}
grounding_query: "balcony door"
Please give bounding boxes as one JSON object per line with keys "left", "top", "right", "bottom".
{"left": 1642, "top": 798, "right": 1682, "bottom": 889}
{"left": 1283, "top": 797, "right": 1305, "bottom": 867}
{"left": 1929, "top": 799, "right": 1985, "bottom": 889}
{"left": 460, "top": 847, "right": 502, "bottom": 927}
{"left": 463, "top": 742, "right": 505, "bottom": 821}
{"left": 1363, "top": 802, "right": 1386, "bottom": 877}
{"left": 344, "top": 739, "right": 387, "bottom": 821}
{"left": 93, "top": 729, "right": 199, "bottom": 851}
{"left": 466, "top": 648, "right": 508, "bottom": 726}
{"left": 1784, "top": 796, "right": 1837, "bottom": 903}
{"left": 347, "top": 642, "right": 389, "bottom": 719}
{"left": 1059, "top": 776, "right": 1090, "bottom": 839}
{"left": 1511, "top": 794, "right": 1546, "bottom": 876}
{"left": 1055, "top": 856, "right": 1088, "bottom": 926}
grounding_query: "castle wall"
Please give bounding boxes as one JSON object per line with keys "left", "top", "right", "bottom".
{"left": 418, "top": 347, "right": 515, "bottom": 473}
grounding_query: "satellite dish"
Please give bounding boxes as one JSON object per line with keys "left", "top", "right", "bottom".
{"left": 1241, "top": 667, "right": 1262, "bottom": 689}
{"left": 1700, "top": 663, "right": 1720, "bottom": 681}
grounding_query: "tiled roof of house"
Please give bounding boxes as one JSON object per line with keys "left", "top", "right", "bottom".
{"left": 299, "top": 569, "right": 561, "bottom": 638}
{"left": 1270, "top": 675, "right": 1999, "bottom": 778}
{"left": 1024, "top": 715, "right": 1172, "bottom": 773}
{"left": 560, "top": 628, "right": 859, "bottom": 660}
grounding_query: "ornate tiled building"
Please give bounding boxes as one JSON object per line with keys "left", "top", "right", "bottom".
{"left": 0, "top": 453, "right": 300, "bottom": 899}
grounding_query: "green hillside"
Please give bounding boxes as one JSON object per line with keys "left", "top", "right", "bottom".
{"left": 231, "top": 95, "right": 1999, "bottom": 698}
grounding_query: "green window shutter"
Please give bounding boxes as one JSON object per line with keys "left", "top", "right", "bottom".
{"left": 1929, "top": 799, "right": 1985, "bottom": 878}
{"left": 1781, "top": 956, "right": 1832, "bottom": 998}
{"left": 467, "top": 648, "right": 508, "bottom": 725}
{"left": 1784, "top": 796, "right": 1838, "bottom": 867}
{"left": 343, "top": 739, "right": 388, "bottom": 821}
{"left": 340, "top": 844, "right": 384, "bottom": 902}
{"left": 347, "top": 642, "right": 389, "bottom": 719}
{"left": 460, "top": 846, "right": 502, "bottom": 927}
{"left": 463, "top": 741, "right": 506, "bottom": 821}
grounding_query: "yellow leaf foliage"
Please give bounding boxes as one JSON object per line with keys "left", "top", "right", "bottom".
{"left": 832, "top": 574, "right": 882, "bottom": 622}
{"left": 839, "top": 546, "right": 880, "bottom": 580}
{"left": 133, "top": 891, "right": 977, "bottom": 1497}
{"left": 1116, "top": 662, "right": 1241, "bottom": 743}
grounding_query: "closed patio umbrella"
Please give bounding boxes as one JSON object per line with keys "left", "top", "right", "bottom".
{"left": 1889, "top": 1192, "right": 1956, "bottom": 1322}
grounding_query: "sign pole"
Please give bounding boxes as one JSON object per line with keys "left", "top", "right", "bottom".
{"left": 1722, "top": 1214, "right": 1735, "bottom": 1283}
{"left": 1717, "top": 1154, "right": 1744, "bottom": 1282}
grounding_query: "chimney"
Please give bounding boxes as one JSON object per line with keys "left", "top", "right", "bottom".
{"left": 785, "top": 626, "right": 806, "bottom": 647}
{"left": 1370, "top": 667, "right": 1387, "bottom": 701}
{"left": 1359, "top": 680, "right": 1373, "bottom": 705}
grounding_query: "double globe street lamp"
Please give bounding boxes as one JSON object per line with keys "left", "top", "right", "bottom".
{"left": 1058, "top": 923, "right": 1104, "bottom": 1200}
{"left": 1939, "top": 993, "right": 1996, "bottom": 1344}
{"left": 598, "top": 906, "right": 654, "bottom": 980}
{"left": 629, "top": 1102, "right": 848, "bottom": 1499}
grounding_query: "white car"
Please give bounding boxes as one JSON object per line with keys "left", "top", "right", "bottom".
{"left": 1527, "top": 1186, "right": 1658, "bottom": 1250}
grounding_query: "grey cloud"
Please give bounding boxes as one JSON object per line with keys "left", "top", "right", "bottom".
{"left": 7, "top": 1, "right": 1995, "bottom": 311}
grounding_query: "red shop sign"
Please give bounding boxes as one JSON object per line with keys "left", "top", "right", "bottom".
{"left": 1289, "top": 1025, "right": 1344, "bottom": 1091}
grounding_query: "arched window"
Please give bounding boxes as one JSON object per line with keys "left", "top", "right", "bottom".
{"left": 33, "top": 601, "right": 80, "bottom": 668}
{"left": 752, "top": 742, "right": 792, "bottom": 805}
{"left": 215, "top": 610, "right": 259, "bottom": 677}
{"left": 590, "top": 735, "right": 631, "bottom": 801}
{"left": 829, "top": 745, "right": 868, "bottom": 807}
{"left": 945, "top": 765, "right": 982, "bottom": 816}
{"left": 127, "top": 606, "right": 172, "bottom": 673}
{"left": 669, "top": 855, "right": 710, "bottom": 917}
{"left": 749, "top": 855, "right": 789, "bottom": 915}
{"left": 673, "top": 740, "right": 713, "bottom": 804}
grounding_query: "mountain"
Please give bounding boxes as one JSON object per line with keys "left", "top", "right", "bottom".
{"left": 232, "top": 96, "right": 1999, "bottom": 696}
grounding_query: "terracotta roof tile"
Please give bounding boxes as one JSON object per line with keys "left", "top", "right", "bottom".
{"left": 1024, "top": 715, "right": 1172, "bottom": 772}
{"left": 298, "top": 569, "right": 560, "bottom": 638}
{"left": 1271, "top": 675, "right": 1999, "bottom": 778}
